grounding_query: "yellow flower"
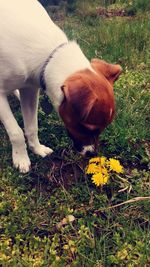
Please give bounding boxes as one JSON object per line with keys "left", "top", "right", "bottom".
{"left": 92, "top": 170, "right": 109, "bottom": 186}
{"left": 86, "top": 163, "right": 100, "bottom": 174}
{"left": 89, "top": 156, "right": 107, "bottom": 165}
{"left": 89, "top": 157, "right": 101, "bottom": 164}
{"left": 86, "top": 155, "right": 124, "bottom": 187}
{"left": 108, "top": 158, "right": 124, "bottom": 173}
{"left": 102, "top": 167, "right": 109, "bottom": 176}
{"left": 100, "top": 156, "right": 107, "bottom": 166}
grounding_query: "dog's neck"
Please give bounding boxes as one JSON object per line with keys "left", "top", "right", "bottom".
{"left": 43, "top": 41, "right": 91, "bottom": 110}
{"left": 39, "top": 42, "right": 68, "bottom": 92}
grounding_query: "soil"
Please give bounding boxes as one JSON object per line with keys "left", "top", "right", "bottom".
{"left": 30, "top": 149, "right": 88, "bottom": 190}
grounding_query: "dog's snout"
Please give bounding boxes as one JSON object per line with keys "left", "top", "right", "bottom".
{"left": 80, "top": 145, "right": 97, "bottom": 157}
{"left": 85, "top": 150, "right": 98, "bottom": 158}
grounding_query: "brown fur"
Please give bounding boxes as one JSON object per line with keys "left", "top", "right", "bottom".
{"left": 91, "top": 59, "right": 122, "bottom": 85}
{"left": 59, "top": 59, "right": 122, "bottom": 152}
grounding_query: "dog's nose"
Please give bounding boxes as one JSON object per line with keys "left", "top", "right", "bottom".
{"left": 85, "top": 150, "right": 98, "bottom": 158}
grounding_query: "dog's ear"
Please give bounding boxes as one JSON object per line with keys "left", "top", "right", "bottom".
{"left": 61, "top": 78, "right": 97, "bottom": 122}
{"left": 91, "top": 59, "right": 122, "bottom": 84}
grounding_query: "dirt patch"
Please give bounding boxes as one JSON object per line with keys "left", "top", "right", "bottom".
{"left": 97, "top": 7, "right": 126, "bottom": 17}
{"left": 30, "top": 149, "right": 87, "bottom": 190}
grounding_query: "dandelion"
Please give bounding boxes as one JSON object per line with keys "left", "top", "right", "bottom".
{"left": 89, "top": 157, "right": 101, "bottom": 164}
{"left": 86, "top": 163, "right": 101, "bottom": 174}
{"left": 92, "top": 169, "right": 109, "bottom": 186}
{"left": 108, "top": 158, "right": 124, "bottom": 173}
{"left": 100, "top": 156, "right": 107, "bottom": 166}
{"left": 86, "top": 156, "right": 124, "bottom": 187}
{"left": 89, "top": 156, "right": 107, "bottom": 165}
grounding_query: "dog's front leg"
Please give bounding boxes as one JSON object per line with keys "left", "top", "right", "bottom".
{"left": 0, "top": 93, "right": 31, "bottom": 173}
{"left": 20, "top": 87, "right": 53, "bottom": 157}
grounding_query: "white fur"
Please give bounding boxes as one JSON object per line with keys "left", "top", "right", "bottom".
{"left": 80, "top": 145, "right": 95, "bottom": 156}
{"left": 13, "top": 90, "right": 20, "bottom": 100}
{"left": 45, "top": 41, "right": 91, "bottom": 110}
{"left": 0, "top": 0, "right": 92, "bottom": 172}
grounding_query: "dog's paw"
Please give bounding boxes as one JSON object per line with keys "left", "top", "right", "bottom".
{"left": 13, "top": 152, "right": 31, "bottom": 173}
{"left": 31, "top": 144, "right": 53, "bottom": 158}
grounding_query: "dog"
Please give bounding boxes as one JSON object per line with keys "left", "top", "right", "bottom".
{"left": 0, "top": 0, "right": 122, "bottom": 173}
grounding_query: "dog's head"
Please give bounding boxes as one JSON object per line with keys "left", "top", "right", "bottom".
{"left": 59, "top": 59, "right": 122, "bottom": 156}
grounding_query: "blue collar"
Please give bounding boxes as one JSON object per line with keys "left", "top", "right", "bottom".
{"left": 39, "top": 42, "right": 68, "bottom": 92}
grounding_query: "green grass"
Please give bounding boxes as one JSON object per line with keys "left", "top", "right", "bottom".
{"left": 0, "top": 3, "right": 150, "bottom": 267}
{"left": 62, "top": 13, "right": 150, "bottom": 68}
{"left": 74, "top": 0, "right": 150, "bottom": 13}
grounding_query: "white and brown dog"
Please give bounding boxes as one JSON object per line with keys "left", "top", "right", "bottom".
{"left": 0, "top": 0, "right": 122, "bottom": 173}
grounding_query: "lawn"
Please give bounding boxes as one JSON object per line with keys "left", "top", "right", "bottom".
{"left": 0, "top": 1, "right": 150, "bottom": 266}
